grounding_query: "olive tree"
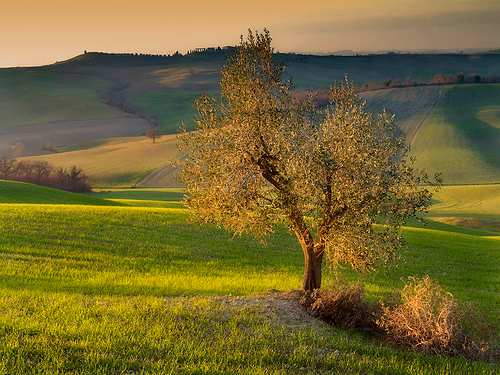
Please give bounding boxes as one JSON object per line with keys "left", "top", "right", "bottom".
{"left": 179, "top": 30, "right": 436, "bottom": 291}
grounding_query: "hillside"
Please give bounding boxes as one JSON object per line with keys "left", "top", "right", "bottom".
{"left": 20, "top": 83, "right": 500, "bottom": 187}
{"left": 0, "top": 186, "right": 498, "bottom": 373}
{"left": 411, "top": 84, "right": 500, "bottom": 184}
{"left": 21, "top": 135, "right": 180, "bottom": 187}
{"left": 3, "top": 51, "right": 500, "bottom": 137}
{"left": 0, "top": 180, "right": 119, "bottom": 205}
{"left": 3, "top": 51, "right": 500, "bottom": 185}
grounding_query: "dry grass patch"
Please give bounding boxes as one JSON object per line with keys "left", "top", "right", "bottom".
{"left": 377, "top": 276, "right": 496, "bottom": 360}
{"left": 300, "top": 283, "right": 378, "bottom": 330}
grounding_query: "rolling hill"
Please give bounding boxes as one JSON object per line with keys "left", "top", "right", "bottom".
{"left": 18, "top": 83, "right": 500, "bottom": 187}
{"left": 3, "top": 51, "right": 500, "bottom": 186}
{"left": 411, "top": 84, "right": 500, "bottom": 184}
{"left": 0, "top": 180, "right": 119, "bottom": 205}
{"left": 21, "top": 135, "right": 180, "bottom": 187}
{"left": 0, "top": 184, "right": 498, "bottom": 373}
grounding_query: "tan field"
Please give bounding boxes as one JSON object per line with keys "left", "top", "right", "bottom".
{"left": 21, "top": 135, "right": 180, "bottom": 187}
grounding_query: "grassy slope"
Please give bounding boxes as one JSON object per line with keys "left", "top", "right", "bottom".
{"left": 427, "top": 184, "right": 500, "bottom": 233}
{"left": 4, "top": 52, "right": 500, "bottom": 135}
{"left": 20, "top": 83, "right": 500, "bottom": 188}
{"left": 126, "top": 54, "right": 500, "bottom": 134}
{"left": 362, "top": 86, "right": 442, "bottom": 141}
{"left": 0, "top": 69, "right": 119, "bottom": 129}
{"left": 130, "top": 90, "right": 200, "bottom": 134}
{"left": 22, "top": 135, "right": 180, "bottom": 187}
{"left": 0, "top": 190, "right": 499, "bottom": 373}
{"left": 0, "top": 180, "right": 119, "bottom": 206}
{"left": 412, "top": 84, "right": 500, "bottom": 184}
{"left": 431, "top": 184, "right": 500, "bottom": 216}
{"left": 4, "top": 53, "right": 500, "bottom": 186}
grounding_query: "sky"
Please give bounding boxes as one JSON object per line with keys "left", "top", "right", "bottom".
{"left": 1, "top": 0, "right": 500, "bottom": 67}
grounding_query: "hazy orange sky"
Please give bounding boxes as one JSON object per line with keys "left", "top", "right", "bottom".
{"left": 2, "top": 0, "right": 500, "bottom": 67}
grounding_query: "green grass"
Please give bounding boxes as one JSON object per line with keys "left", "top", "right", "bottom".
{"left": 130, "top": 90, "right": 201, "bottom": 133}
{"left": 412, "top": 84, "right": 500, "bottom": 184}
{"left": 0, "top": 69, "right": 119, "bottom": 129}
{"left": 4, "top": 56, "right": 500, "bottom": 186}
{"left": 21, "top": 84, "right": 500, "bottom": 187}
{"left": 0, "top": 180, "right": 120, "bottom": 206}
{"left": 91, "top": 187, "right": 184, "bottom": 201}
{"left": 425, "top": 184, "right": 500, "bottom": 233}
{"left": 430, "top": 184, "right": 500, "bottom": 216}
{"left": 0, "top": 191, "right": 498, "bottom": 373}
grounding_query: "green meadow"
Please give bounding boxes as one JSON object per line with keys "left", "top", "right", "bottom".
{"left": 412, "top": 84, "right": 500, "bottom": 184}
{"left": 0, "top": 180, "right": 120, "bottom": 206}
{"left": 0, "top": 182, "right": 498, "bottom": 373}
{"left": 2, "top": 51, "right": 500, "bottom": 374}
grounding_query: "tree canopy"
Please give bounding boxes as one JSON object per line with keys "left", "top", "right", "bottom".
{"left": 179, "top": 30, "right": 437, "bottom": 290}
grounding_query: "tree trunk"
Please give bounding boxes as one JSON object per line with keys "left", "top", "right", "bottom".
{"left": 302, "top": 246, "right": 323, "bottom": 291}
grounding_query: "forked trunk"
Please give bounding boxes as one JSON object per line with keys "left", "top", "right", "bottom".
{"left": 302, "top": 246, "right": 323, "bottom": 291}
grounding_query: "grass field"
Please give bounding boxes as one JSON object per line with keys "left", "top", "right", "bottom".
{"left": 412, "top": 84, "right": 500, "bottom": 184}
{"left": 0, "top": 69, "right": 118, "bottom": 129}
{"left": 0, "top": 180, "right": 119, "bottom": 206}
{"left": 3, "top": 51, "right": 500, "bottom": 153}
{"left": 0, "top": 68, "right": 148, "bottom": 157}
{"left": 130, "top": 90, "right": 200, "bottom": 134}
{"left": 427, "top": 184, "right": 500, "bottom": 234}
{"left": 0, "top": 182, "right": 498, "bottom": 373}
{"left": 18, "top": 83, "right": 500, "bottom": 188}
{"left": 22, "top": 135, "right": 180, "bottom": 187}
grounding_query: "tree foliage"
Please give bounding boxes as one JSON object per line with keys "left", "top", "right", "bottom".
{"left": 179, "top": 30, "right": 437, "bottom": 290}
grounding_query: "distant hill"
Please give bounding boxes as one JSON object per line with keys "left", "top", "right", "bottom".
{"left": 3, "top": 50, "right": 500, "bottom": 185}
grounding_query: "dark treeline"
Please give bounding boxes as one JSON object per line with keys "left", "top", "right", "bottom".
{"left": 65, "top": 47, "right": 236, "bottom": 67}
{"left": 360, "top": 73, "right": 500, "bottom": 92}
{"left": 0, "top": 159, "right": 91, "bottom": 193}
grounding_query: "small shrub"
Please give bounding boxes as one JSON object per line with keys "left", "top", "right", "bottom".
{"left": 300, "top": 283, "right": 377, "bottom": 330}
{"left": 377, "top": 276, "right": 494, "bottom": 359}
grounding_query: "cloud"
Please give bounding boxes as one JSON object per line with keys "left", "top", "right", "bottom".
{"left": 292, "top": 7, "right": 500, "bottom": 34}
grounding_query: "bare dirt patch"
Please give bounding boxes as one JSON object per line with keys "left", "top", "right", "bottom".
{"left": 216, "top": 291, "right": 328, "bottom": 330}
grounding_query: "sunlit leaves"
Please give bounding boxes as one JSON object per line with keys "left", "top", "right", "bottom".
{"left": 179, "top": 30, "right": 438, "bottom": 272}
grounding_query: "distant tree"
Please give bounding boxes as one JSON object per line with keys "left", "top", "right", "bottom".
{"left": 179, "top": 30, "right": 437, "bottom": 291}
{"left": 146, "top": 127, "right": 158, "bottom": 143}
{"left": 0, "top": 159, "right": 90, "bottom": 192}
{"left": 0, "top": 159, "right": 16, "bottom": 178}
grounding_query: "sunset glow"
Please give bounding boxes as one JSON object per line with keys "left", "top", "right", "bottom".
{"left": 2, "top": 0, "right": 500, "bottom": 67}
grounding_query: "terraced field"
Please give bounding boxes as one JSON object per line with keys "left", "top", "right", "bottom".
{"left": 0, "top": 182, "right": 498, "bottom": 373}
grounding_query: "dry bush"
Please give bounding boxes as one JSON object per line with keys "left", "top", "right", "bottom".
{"left": 377, "top": 276, "right": 495, "bottom": 360}
{"left": 300, "top": 283, "right": 377, "bottom": 330}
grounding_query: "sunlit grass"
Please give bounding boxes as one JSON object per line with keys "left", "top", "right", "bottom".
{"left": 0, "top": 186, "right": 498, "bottom": 373}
